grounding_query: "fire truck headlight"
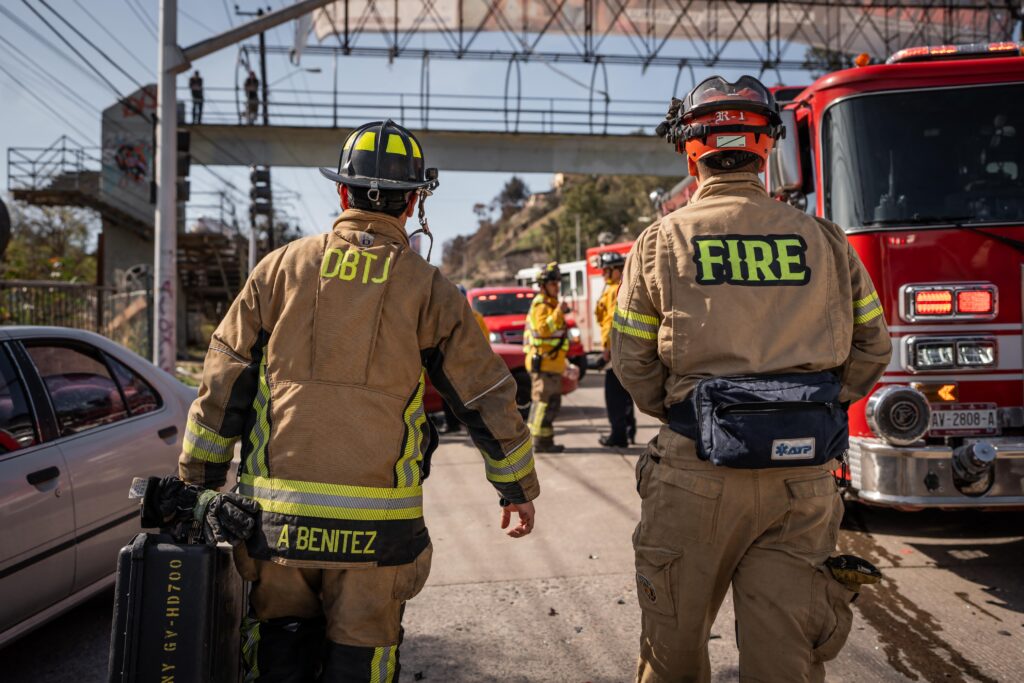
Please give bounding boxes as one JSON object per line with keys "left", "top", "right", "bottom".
{"left": 488, "top": 332, "right": 501, "bottom": 344}
{"left": 915, "top": 342, "right": 955, "bottom": 370}
{"left": 957, "top": 340, "right": 996, "bottom": 367}
{"left": 866, "top": 385, "right": 932, "bottom": 446}
{"left": 568, "top": 326, "right": 581, "bottom": 341}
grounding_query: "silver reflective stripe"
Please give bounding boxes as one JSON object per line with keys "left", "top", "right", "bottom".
{"left": 238, "top": 482, "right": 423, "bottom": 511}
{"left": 464, "top": 374, "right": 512, "bottom": 406}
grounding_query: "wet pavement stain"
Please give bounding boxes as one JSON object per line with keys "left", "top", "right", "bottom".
{"left": 840, "top": 506, "right": 999, "bottom": 683}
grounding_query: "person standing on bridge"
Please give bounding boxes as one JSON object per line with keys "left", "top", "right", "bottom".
{"left": 244, "top": 69, "right": 259, "bottom": 125}
{"left": 613, "top": 76, "right": 891, "bottom": 682}
{"left": 524, "top": 262, "right": 571, "bottom": 453}
{"left": 189, "top": 70, "right": 204, "bottom": 124}
{"left": 178, "top": 119, "right": 539, "bottom": 682}
{"left": 594, "top": 250, "right": 636, "bottom": 448}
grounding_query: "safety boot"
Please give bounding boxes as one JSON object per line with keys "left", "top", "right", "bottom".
{"left": 534, "top": 436, "right": 565, "bottom": 453}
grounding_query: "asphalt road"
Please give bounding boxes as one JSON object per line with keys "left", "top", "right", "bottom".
{"left": 2, "top": 372, "right": 1022, "bottom": 682}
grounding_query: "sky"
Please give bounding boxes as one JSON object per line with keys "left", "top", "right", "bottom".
{"left": 0, "top": 0, "right": 812, "bottom": 265}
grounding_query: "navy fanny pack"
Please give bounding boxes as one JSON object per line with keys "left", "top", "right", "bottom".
{"left": 667, "top": 371, "right": 848, "bottom": 468}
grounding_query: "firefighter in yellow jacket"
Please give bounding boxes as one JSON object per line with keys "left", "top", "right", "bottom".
{"left": 178, "top": 120, "right": 539, "bottom": 682}
{"left": 524, "top": 262, "right": 569, "bottom": 453}
{"left": 594, "top": 251, "right": 636, "bottom": 447}
{"left": 613, "top": 77, "right": 891, "bottom": 682}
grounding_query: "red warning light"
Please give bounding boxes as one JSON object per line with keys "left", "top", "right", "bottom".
{"left": 915, "top": 290, "right": 953, "bottom": 315}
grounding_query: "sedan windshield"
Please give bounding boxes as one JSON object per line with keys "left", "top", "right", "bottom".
{"left": 823, "top": 84, "right": 1024, "bottom": 229}
{"left": 472, "top": 292, "right": 534, "bottom": 316}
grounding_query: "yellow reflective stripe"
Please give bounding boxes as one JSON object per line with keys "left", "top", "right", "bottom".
{"left": 183, "top": 419, "right": 234, "bottom": 463}
{"left": 528, "top": 401, "right": 547, "bottom": 436}
{"left": 854, "top": 306, "right": 884, "bottom": 325}
{"left": 239, "top": 474, "right": 423, "bottom": 520}
{"left": 487, "top": 455, "right": 536, "bottom": 483}
{"left": 615, "top": 306, "right": 658, "bottom": 326}
{"left": 853, "top": 291, "right": 883, "bottom": 325}
{"left": 248, "top": 498, "right": 422, "bottom": 521}
{"left": 245, "top": 353, "right": 271, "bottom": 478}
{"left": 853, "top": 291, "right": 879, "bottom": 309}
{"left": 370, "top": 646, "right": 397, "bottom": 683}
{"left": 485, "top": 437, "right": 535, "bottom": 482}
{"left": 241, "top": 617, "right": 260, "bottom": 682}
{"left": 409, "top": 138, "right": 421, "bottom": 158}
{"left": 396, "top": 373, "right": 426, "bottom": 488}
{"left": 240, "top": 473, "right": 421, "bottom": 500}
{"left": 385, "top": 134, "right": 407, "bottom": 155}
{"left": 354, "top": 131, "right": 376, "bottom": 151}
{"left": 613, "top": 319, "right": 657, "bottom": 341}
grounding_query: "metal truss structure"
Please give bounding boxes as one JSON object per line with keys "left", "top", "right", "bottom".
{"left": 282, "top": 0, "right": 1021, "bottom": 73}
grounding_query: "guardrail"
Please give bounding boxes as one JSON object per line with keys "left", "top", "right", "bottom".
{"left": 6, "top": 136, "right": 102, "bottom": 193}
{"left": 180, "top": 86, "right": 668, "bottom": 135}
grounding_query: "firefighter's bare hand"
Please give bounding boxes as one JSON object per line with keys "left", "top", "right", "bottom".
{"left": 500, "top": 501, "right": 535, "bottom": 538}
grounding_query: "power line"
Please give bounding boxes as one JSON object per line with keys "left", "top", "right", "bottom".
{"left": 0, "top": 62, "right": 94, "bottom": 141}
{"left": 20, "top": 0, "right": 132, "bottom": 105}
{"left": 222, "top": 0, "right": 235, "bottom": 27}
{"left": 0, "top": 5, "right": 109, "bottom": 92}
{"left": 179, "top": 7, "right": 217, "bottom": 34}
{"left": 131, "top": 0, "right": 159, "bottom": 34}
{"left": 71, "top": 0, "right": 151, "bottom": 80}
{"left": 37, "top": 0, "right": 146, "bottom": 92}
{"left": 122, "top": 0, "right": 157, "bottom": 40}
{"left": 0, "top": 33, "right": 100, "bottom": 119}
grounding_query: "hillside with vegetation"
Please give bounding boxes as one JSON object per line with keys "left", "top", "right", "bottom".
{"left": 440, "top": 173, "right": 678, "bottom": 285}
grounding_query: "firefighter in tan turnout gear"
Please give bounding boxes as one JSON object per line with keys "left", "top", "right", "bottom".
{"left": 178, "top": 119, "right": 539, "bottom": 682}
{"left": 613, "top": 77, "right": 892, "bottom": 683}
{"left": 524, "top": 262, "right": 570, "bottom": 453}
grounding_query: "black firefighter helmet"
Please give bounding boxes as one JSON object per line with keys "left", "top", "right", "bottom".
{"left": 318, "top": 119, "right": 439, "bottom": 195}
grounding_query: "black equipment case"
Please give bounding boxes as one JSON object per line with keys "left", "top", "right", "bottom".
{"left": 107, "top": 532, "right": 243, "bottom": 682}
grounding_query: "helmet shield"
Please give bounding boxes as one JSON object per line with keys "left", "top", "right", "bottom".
{"left": 684, "top": 76, "right": 776, "bottom": 120}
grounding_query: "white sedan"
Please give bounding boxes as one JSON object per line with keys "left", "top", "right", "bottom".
{"left": 0, "top": 327, "right": 195, "bottom": 647}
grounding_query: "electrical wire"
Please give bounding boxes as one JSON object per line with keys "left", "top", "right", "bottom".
{"left": 179, "top": 6, "right": 217, "bottom": 34}
{"left": 0, "top": 33, "right": 101, "bottom": 118}
{"left": 0, "top": 5, "right": 110, "bottom": 92}
{"left": 37, "top": 0, "right": 147, "bottom": 92}
{"left": 0, "top": 62, "right": 94, "bottom": 141}
{"left": 131, "top": 0, "right": 159, "bottom": 35}
{"left": 70, "top": 0, "right": 151, "bottom": 79}
{"left": 20, "top": 0, "right": 135, "bottom": 108}
{"left": 122, "top": 0, "right": 157, "bottom": 39}
{"left": 222, "top": 0, "right": 235, "bottom": 27}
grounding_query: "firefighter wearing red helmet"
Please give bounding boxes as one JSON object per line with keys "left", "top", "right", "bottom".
{"left": 616, "top": 76, "right": 892, "bottom": 682}
{"left": 179, "top": 119, "right": 539, "bottom": 682}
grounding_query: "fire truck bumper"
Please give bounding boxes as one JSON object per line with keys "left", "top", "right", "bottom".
{"left": 848, "top": 436, "right": 1024, "bottom": 508}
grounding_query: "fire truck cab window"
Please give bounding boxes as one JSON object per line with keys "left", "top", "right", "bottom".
{"left": 823, "top": 84, "right": 1024, "bottom": 228}
{"left": 472, "top": 293, "right": 534, "bottom": 317}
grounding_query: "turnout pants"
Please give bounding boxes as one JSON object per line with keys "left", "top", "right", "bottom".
{"left": 604, "top": 369, "right": 636, "bottom": 442}
{"left": 527, "top": 372, "right": 562, "bottom": 439}
{"left": 633, "top": 428, "right": 855, "bottom": 683}
{"left": 234, "top": 543, "right": 433, "bottom": 682}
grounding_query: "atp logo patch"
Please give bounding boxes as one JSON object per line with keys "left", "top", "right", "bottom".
{"left": 771, "top": 438, "right": 816, "bottom": 460}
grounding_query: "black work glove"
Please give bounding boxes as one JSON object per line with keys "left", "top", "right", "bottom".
{"left": 140, "top": 475, "right": 201, "bottom": 528}
{"left": 194, "top": 489, "right": 261, "bottom": 546}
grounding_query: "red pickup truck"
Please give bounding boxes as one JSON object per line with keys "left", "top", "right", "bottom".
{"left": 422, "top": 287, "right": 581, "bottom": 416}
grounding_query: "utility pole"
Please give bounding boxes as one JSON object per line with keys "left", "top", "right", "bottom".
{"left": 575, "top": 215, "right": 581, "bottom": 261}
{"left": 236, "top": 5, "right": 271, "bottom": 125}
{"left": 154, "top": 0, "right": 178, "bottom": 372}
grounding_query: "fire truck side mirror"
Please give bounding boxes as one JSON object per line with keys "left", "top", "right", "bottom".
{"left": 768, "top": 109, "right": 803, "bottom": 198}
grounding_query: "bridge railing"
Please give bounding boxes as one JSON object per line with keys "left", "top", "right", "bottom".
{"left": 7, "top": 136, "right": 101, "bottom": 193}
{"left": 182, "top": 86, "right": 668, "bottom": 135}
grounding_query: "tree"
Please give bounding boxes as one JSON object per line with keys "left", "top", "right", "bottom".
{"left": 2, "top": 198, "right": 98, "bottom": 282}
{"left": 493, "top": 176, "right": 530, "bottom": 218}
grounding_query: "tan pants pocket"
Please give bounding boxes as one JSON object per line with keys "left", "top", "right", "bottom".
{"left": 811, "top": 567, "right": 857, "bottom": 662}
{"left": 393, "top": 543, "right": 433, "bottom": 601}
{"left": 635, "top": 450, "right": 655, "bottom": 498}
{"left": 641, "top": 464, "right": 723, "bottom": 547}
{"left": 634, "top": 543, "right": 680, "bottom": 620}
{"left": 780, "top": 472, "right": 841, "bottom": 554}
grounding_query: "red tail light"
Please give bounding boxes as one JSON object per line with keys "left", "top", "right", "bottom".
{"left": 915, "top": 290, "right": 953, "bottom": 315}
{"left": 957, "top": 290, "right": 994, "bottom": 314}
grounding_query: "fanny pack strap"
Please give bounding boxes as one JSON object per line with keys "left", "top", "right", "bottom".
{"left": 667, "top": 399, "right": 699, "bottom": 441}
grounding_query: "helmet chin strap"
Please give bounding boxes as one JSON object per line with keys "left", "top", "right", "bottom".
{"left": 407, "top": 187, "right": 434, "bottom": 261}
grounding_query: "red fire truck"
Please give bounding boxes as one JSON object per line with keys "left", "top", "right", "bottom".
{"left": 764, "top": 42, "right": 1024, "bottom": 508}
